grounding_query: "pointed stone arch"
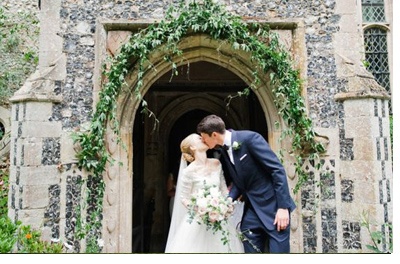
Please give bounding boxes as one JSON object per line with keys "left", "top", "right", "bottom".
{"left": 119, "top": 34, "right": 283, "bottom": 146}
{"left": 157, "top": 93, "right": 241, "bottom": 135}
{"left": 101, "top": 33, "right": 290, "bottom": 252}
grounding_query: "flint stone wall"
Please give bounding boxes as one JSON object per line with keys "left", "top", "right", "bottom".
{"left": 5, "top": 0, "right": 392, "bottom": 253}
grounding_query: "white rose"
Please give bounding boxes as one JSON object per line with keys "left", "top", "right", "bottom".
{"left": 208, "top": 211, "right": 220, "bottom": 223}
{"left": 210, "top": 197, "right": 219, "bottom": 207}
{"left": 197, "top": 189, "right": 205, "bottom": 197}
{"left": 209, "top": 186, "right": 220, "bottom": 197}
{"left": 197, "top": 197, "right": 208, "bottom": 208}
{"left": 219, "top": 203, "right": 228, "bottom": 214}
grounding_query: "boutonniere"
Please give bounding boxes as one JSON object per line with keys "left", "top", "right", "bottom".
{"left": 232, "top": 141, "right": 241, "bottom": 150}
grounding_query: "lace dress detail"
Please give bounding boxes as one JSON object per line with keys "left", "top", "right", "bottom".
{"left": 165, "top": 162, "right": 244, "bottom": 253}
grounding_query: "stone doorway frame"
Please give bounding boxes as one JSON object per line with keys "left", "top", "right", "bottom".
{"left": 95, "top": 21, "right": 305, "bottom": 253}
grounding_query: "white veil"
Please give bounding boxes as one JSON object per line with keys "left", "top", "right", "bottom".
{"left": 164, "top": 154, "right": 188, "bottom": 252}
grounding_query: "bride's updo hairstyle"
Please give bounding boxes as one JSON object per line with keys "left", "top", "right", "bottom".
{"left": 180, "top": 134, "right": 197, "bottom": 163}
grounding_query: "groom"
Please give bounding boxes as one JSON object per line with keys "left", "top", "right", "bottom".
{"left": 197, "top": 114, "right": 296, "bottom": 253}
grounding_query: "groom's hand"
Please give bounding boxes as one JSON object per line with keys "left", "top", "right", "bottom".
{"left": 274, "top": 208, "right": 289, "bottom": 231}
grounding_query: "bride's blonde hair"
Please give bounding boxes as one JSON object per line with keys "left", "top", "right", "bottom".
{"left": 180, "top": 133, "right": 197, "bottom": 163}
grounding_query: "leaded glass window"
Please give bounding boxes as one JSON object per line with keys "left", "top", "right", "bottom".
{"left": 363, "top": 27, "right": 390, "bottom": 93}
{"left": 362, "top": 0, "right": 386, "bottom": 22}
{"left": 362, "top": 0, "right": 391, "bottom": 113}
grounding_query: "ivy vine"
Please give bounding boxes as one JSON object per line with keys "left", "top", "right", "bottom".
{"left": 72, "top": 0, "right": 325, "bottom": 252}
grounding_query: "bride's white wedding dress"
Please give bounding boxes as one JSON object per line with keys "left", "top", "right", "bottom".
{"left": 165, "top": 159, "right": 244, "bottom": 253}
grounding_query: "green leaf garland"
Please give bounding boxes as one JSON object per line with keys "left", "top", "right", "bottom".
{"left": 73, "top": 0, "right": 325, "bottom": 252}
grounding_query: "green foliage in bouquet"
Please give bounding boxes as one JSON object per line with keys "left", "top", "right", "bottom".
{"left": 187, "top": 181, "right": 234, "bottom": 251}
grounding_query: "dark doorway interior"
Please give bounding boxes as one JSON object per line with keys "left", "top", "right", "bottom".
{"left": 132, "top": 108, "right": 146, "bottom": 253}
{"left": 131, "top": 61, "right": 268, "bottom": 253}
{"left": 167, "top": 109, "right": 212, "bottom": 179}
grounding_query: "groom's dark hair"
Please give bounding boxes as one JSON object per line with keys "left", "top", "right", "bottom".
{"left": 197, "top": 114, "right": 226, "bottom": 135}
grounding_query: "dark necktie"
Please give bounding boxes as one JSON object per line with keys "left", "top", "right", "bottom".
{"left": 220, "top": 145, "right": 235, "bottom": 165}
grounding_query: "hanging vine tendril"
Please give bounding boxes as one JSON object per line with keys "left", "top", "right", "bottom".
{"left": 72, "top": 0, "right": 325, "bottom": 252}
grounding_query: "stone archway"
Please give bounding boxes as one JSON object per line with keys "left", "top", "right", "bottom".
{"left": 101, "top": 34, "right": 287, "bottom": 253}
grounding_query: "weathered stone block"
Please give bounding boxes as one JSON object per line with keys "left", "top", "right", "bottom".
{"left": 11, "top": 104, "right": 25, "bottom": 122}
{"left": 10, "top": 120, "right": 19, "bottom": 138}
{"left": 18, "top": 208, "right": 46, "bottom": 230}
{"left": 21, "top": 121, "right": 62, "bottom": 138}
{"left": 354, "top": 181, "right": 378, "bottom": 205}
{"left": 340, "top": 160, "right": 380, "bottom": 183}
{"left": 343, "top": 99, "right": 375, "bottom": 117}
{"left": 22, "top": 185, "right": 50, "bottom": 209}
{"left": 19, "top": 165, "right": 60, "bottom": 186}
{"left": 15, "top": 138, "right": 24, "bottom": 166}
{"left": 8, "top": 165, "right": 18, "bottom": 184}
{"left": 23, "top": 137, "right": 42, "bottom": 166}
{"left": 39, "top": 48, "right": 64, "bottom": 70}
{"left": 60, "top": 132, "right": 78, "bottom": 163}
{"left": 107, "top": 31, "right": 132, "bottom": 56}
{"left": 313, "top": 127, "right": 339, "bottom": 157}
{"left": 39, "top": 32, "right": 63, "bottom": 53}
{"left": 344, "top": 116, "right": 378, "bottom": 138}
{"left": 25, "top": 103, "right": 53, "bottom": 122}
{"left": 341, "top": 202, "right": 372, "bottom": 222}
{"left": 352, "top": 137, "right": 376, "bottom": 161}
{"left": 40, "top": 226, "right": 53, "bottom": 242}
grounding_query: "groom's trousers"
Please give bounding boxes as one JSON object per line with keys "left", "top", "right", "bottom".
{"left": 241, "top": 207, "right": 290, "bottom": 253}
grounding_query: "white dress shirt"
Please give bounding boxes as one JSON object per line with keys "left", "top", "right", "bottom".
{"left": 224, "top": 130, "right": 234, "bottom": 164}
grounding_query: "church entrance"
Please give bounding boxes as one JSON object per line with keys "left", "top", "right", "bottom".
{"left": 131, "top": 61, "right": 268, "bottom": 252}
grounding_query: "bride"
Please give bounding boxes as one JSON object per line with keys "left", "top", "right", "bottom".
{"left": 165, "top": 133, "right": 244, "bottom": 253}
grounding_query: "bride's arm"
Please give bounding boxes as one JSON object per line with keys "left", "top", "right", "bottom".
{"left": 179, "top": 169, "right": 193, "bottom": 208}
{"left": 218, "top": 162, "right": 229, "bottom": 197}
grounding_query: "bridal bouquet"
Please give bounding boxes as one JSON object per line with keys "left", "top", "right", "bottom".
{"left": 187, "top": 181, "right": 235, "bottom": 248}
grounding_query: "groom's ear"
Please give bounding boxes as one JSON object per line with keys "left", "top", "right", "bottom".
{"left": 211, "top": 131, "right": 222, "bottom": 142}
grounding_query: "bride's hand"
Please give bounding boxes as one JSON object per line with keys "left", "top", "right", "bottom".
{"left": 181, "top": 198, "right": 191, "bottom": 208}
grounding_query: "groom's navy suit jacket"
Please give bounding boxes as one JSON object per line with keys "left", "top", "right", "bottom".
{"left": 220, "top": 130, "right": 296, "bottom": 231}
